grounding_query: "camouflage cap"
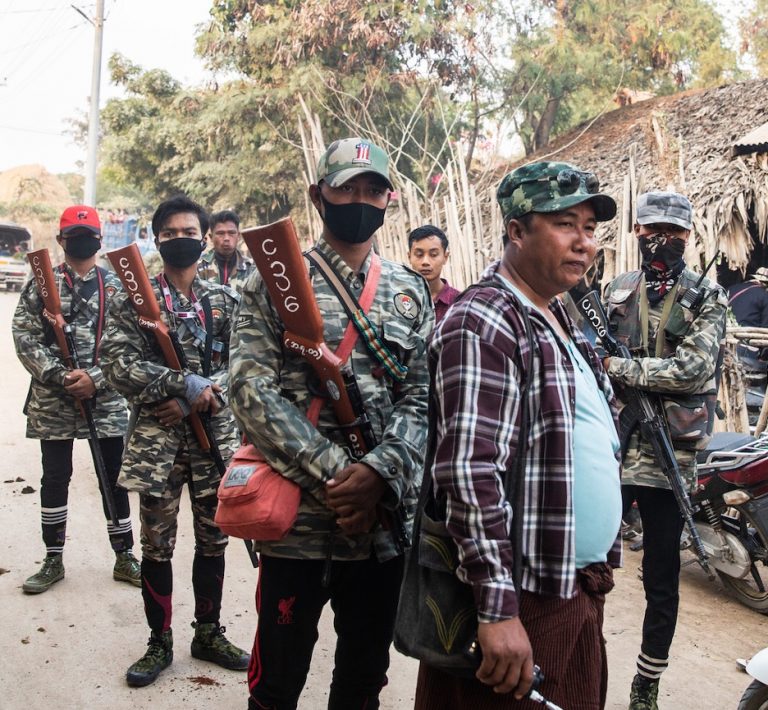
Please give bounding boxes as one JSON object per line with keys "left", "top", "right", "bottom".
{"left": 496, "top": 161, "right": 616, "bottom": 223}
{"left": 636, "top": 191, "right": 693, "bottom": 231}
{"left": 316, "top": 137, "right": 393, "bottom": 190}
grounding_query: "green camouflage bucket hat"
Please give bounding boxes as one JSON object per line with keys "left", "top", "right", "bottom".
{"left": 316, "top": 137, "right": 394, "bottom": 190}
{"left": 497, "top": 161, "right": 617, "bottom": 223}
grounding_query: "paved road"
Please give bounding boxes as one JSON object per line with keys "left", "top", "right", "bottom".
{"left": 0, "top": 287, "right": 766, "bottom": 709}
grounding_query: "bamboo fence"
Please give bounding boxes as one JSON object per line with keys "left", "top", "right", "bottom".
{"left": 297, "top": 102, "right": 503, "bottom": 290}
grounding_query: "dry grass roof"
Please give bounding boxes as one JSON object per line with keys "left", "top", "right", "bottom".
{"left": 519, "top": 78, "right": 768, "bottom": 271}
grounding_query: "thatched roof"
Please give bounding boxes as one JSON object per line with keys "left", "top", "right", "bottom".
{"left": 519, "top": 79, "right": 768, "bottom": 274}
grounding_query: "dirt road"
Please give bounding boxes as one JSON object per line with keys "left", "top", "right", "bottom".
{"left": 0, "top": 287, "right": 766, "bottom": 709}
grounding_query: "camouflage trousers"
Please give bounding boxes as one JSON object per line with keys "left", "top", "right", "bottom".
{"left": 139, "top": 443, "right": 227, "bottom": 562}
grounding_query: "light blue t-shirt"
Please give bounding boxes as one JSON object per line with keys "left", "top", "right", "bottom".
{"left": 497, "top": 277, "right": 622, "bottom": 567}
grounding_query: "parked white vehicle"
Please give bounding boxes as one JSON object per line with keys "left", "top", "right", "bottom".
{"left": 0, "top": 221, "right": 31, "bottom": 291}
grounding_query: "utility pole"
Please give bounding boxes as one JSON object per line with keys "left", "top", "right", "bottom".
{"left": 81, "top": 0, "right": 105, "bottom": 206}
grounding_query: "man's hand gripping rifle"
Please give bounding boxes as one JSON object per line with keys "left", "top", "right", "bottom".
{"left": 27, "top": 248, "right": 119, "bottom": 526}
{"left": 575, "top": 290, "right": 712, "bottom": 577}
{"left": 242, "top": 217, "right": 409, "bottom": 553}
{"left": 108, "top": 244, "right": 258, "bottom": 568}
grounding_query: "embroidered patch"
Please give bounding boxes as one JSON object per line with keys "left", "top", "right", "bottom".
{"left": 393, "top": 293, "right": 418, "bottom": 320}
{"left": 353, "top": 142, "right": 371, "bottom": 165}
{"left": 106, "top": 285, "right": 117, "bottom": 299}
{"left": 235, "top": 314, "right": 253, "bottom": 329}
{"left": 211, "top": 307, "right": 223, "bottom": 321}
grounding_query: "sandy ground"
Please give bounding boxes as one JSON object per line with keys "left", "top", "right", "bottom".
{"left": 1, "top": 286, "right": 767, "bottom": 710}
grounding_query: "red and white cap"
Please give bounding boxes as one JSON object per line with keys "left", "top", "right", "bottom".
{"left": 59, "top": 205, "right": 101, "bottom": 235}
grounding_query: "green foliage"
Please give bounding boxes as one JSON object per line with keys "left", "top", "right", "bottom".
{"left": 98, "top": 0, "right": 741, "bottom": 221}
{"left": 504, "top": 0, "right": 738, "bottom": 153}
{"left": 741, "top": 0, "right": 768, "bottom": 76}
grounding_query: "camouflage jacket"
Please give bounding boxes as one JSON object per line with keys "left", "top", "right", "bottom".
{"left": 603, "top": 268, "right": 727, "bottom": 489}
{"left": 229, "top": 236, "right": 433, "bottom": 562}
{"left": 100, "top": 275, "right": 240, "bottom": 498}
{"left": 197, "top": 249, "right": 254, "bottom": 292}
{"left": 12, "top": 263, "right": 128, "bottom": 440}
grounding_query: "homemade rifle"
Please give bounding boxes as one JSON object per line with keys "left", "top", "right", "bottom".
{"left": 575, "top": 290, "right": 712, "bottom": 576}
{"left": 27, "top": 248, "right": 119, "bottom": 526}
{"left": 241, "top": 217, "right": 409, "bottom": 552}
{"left": 107, "top": 244, "right": 258, "bottom": 567}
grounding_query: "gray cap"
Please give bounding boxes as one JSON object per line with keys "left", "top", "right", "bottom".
{"left": 636, "top": 191, "right": 693, "bottom": 231}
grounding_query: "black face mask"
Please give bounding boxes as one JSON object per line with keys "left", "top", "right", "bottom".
{"left": 639, "top": 234, "right": 687, "bottom": 275}
{"left": 320, "top": 196, "right": 386, "bottom": 244}
{"left": 61, "top": 234, "right": 101, "bottom": 259}
{"left": 159, "top": 238, "right": 205, "bottom": 268}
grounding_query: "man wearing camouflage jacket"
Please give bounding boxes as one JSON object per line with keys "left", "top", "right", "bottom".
{"left": 12, "top": 204, "right": 140, "bottom": 594}
{"left": 197, "top": 209, "right": 254, "bottom": 291}
{"left": 602, "top": 191, "right": 727, "bottom": 710}
{"left": 229, "top": 137, "right": 432, "bottom": 710}
{"left": 100, "top": 195, "right": 249, "bottom": 688}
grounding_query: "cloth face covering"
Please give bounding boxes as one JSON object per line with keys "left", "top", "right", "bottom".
{"left": 320, "top": 196, "right": 386, "bottom": 244}
{"left": 640, "top": 234, "right": 686, "bottom": 305}
{"left": 62, "top": 235, "right": 101, "bottom": 259}
{"left": 159, "top": 238, "right": 205, "bottom": 268}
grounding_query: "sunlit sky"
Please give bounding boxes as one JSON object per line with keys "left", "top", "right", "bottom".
{"left": 0, "top": 0, "right": 212, "bottom": 174}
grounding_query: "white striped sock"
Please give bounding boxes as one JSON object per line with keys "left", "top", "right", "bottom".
{"left": 637, "top": 652, "right": 668, "bottom": 680}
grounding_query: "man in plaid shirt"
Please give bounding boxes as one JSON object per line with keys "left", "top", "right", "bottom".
{"left": 415, "top": 162, "right": 623, "bottom": 710}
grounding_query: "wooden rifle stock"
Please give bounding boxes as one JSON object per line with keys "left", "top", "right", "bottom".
{"left": 107, "top": 243, "right": 210, "bottom": 451}
{"left": 28, "top": 249, "right": 73, "bottom": 367}
{"left": 242, "top": 218, "right": 409, "bottom": 551}
{"left": 242, "top": 218, "right": 371, "bottom": 460}
{"left": 27, "top": 248, "right": 119, "bottom": 525}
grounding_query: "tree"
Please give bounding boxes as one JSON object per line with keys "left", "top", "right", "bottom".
{"left": 502, "top": 0, "right": 739, "bottom": 154}
{"left": 740, "top": 0, "right": 768, "bottom": 76}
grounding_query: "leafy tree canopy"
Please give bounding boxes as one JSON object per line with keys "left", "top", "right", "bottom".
{"left": 98, "top": 0, "right": 742, "bottom": 221}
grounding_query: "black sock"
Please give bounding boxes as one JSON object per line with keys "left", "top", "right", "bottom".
{"left": 192, "top": 554, "right": 224, "bottom": 625}
{"left": 141, "top": 558, "right": 173, "bottom": 633}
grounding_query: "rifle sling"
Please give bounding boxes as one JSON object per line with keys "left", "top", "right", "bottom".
{"left": 303, "top": 257, "right": 381, "bottom": 430}
{"left": 43, "top": 265, "right": 107, "bottom": 367}
{"left": 305, "top": 248, "right": 407, "bottom": 383}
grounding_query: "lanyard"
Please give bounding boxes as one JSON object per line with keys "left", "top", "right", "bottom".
{"left": 157, "top": 273, "right": 206, "bottom": 329}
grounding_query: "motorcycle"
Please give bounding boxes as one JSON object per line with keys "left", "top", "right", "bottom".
{"left": 739, "top": 647, "right": 768, "bottom": 709}
{"left": 686, "top": 431, "right": 768, "bottom": 612}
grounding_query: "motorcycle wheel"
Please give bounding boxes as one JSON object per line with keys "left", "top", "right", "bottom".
{"left": 717, "top": 509, "right": 768, "bottom": 614}
{"left": 739, "top": 680, "right": 768, "bottom": 710}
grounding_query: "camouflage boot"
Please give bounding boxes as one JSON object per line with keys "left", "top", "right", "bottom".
{"left": 190, "top": 622, "right": 250, "bottom": 670}
{"left": 22, "top": 555, "right": 64, "bottom": 594}
{"left": 125, "top": 630, "right": 173, "bottom": 687}
{"left": 629, "top": 674, "right": 659, "bottom": 710}
{"left": 113, "top": 550, "right": 141, "bottom": 587}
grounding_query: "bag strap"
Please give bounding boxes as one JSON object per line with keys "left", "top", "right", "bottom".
{"left": 415, "top": 283, "right": 535, "bottom": 594}
{"left": 303, "top": 257, "right": 381, "bottom": 425}
{"left": 306, "top": 248, "right": 408, "bottom": 383}
{"left": 728, "top": 283, "right": 762, "bottom": 305}
{"left": 199, "top": 294, "right": 214, "bottom": 378}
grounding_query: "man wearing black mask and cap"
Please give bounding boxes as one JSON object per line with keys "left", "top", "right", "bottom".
{"left": 12, "top": 204, "right": 140, "bottom": 593}
{"left": 100, "top": 195, "right": 249, "bottom": 687}
{"left": 229, "top": 138, "right": 432, "bottom": 709}
{"left": 601, "top": 191, "right": 727, "bottom": 709}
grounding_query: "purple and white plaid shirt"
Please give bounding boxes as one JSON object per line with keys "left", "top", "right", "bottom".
{"left": 428, "top": 262, "right": 622, "bottom": 622}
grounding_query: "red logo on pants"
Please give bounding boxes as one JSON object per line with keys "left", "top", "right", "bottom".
{"left": 277, "top": 596, "right": 295, "bottom": 625}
